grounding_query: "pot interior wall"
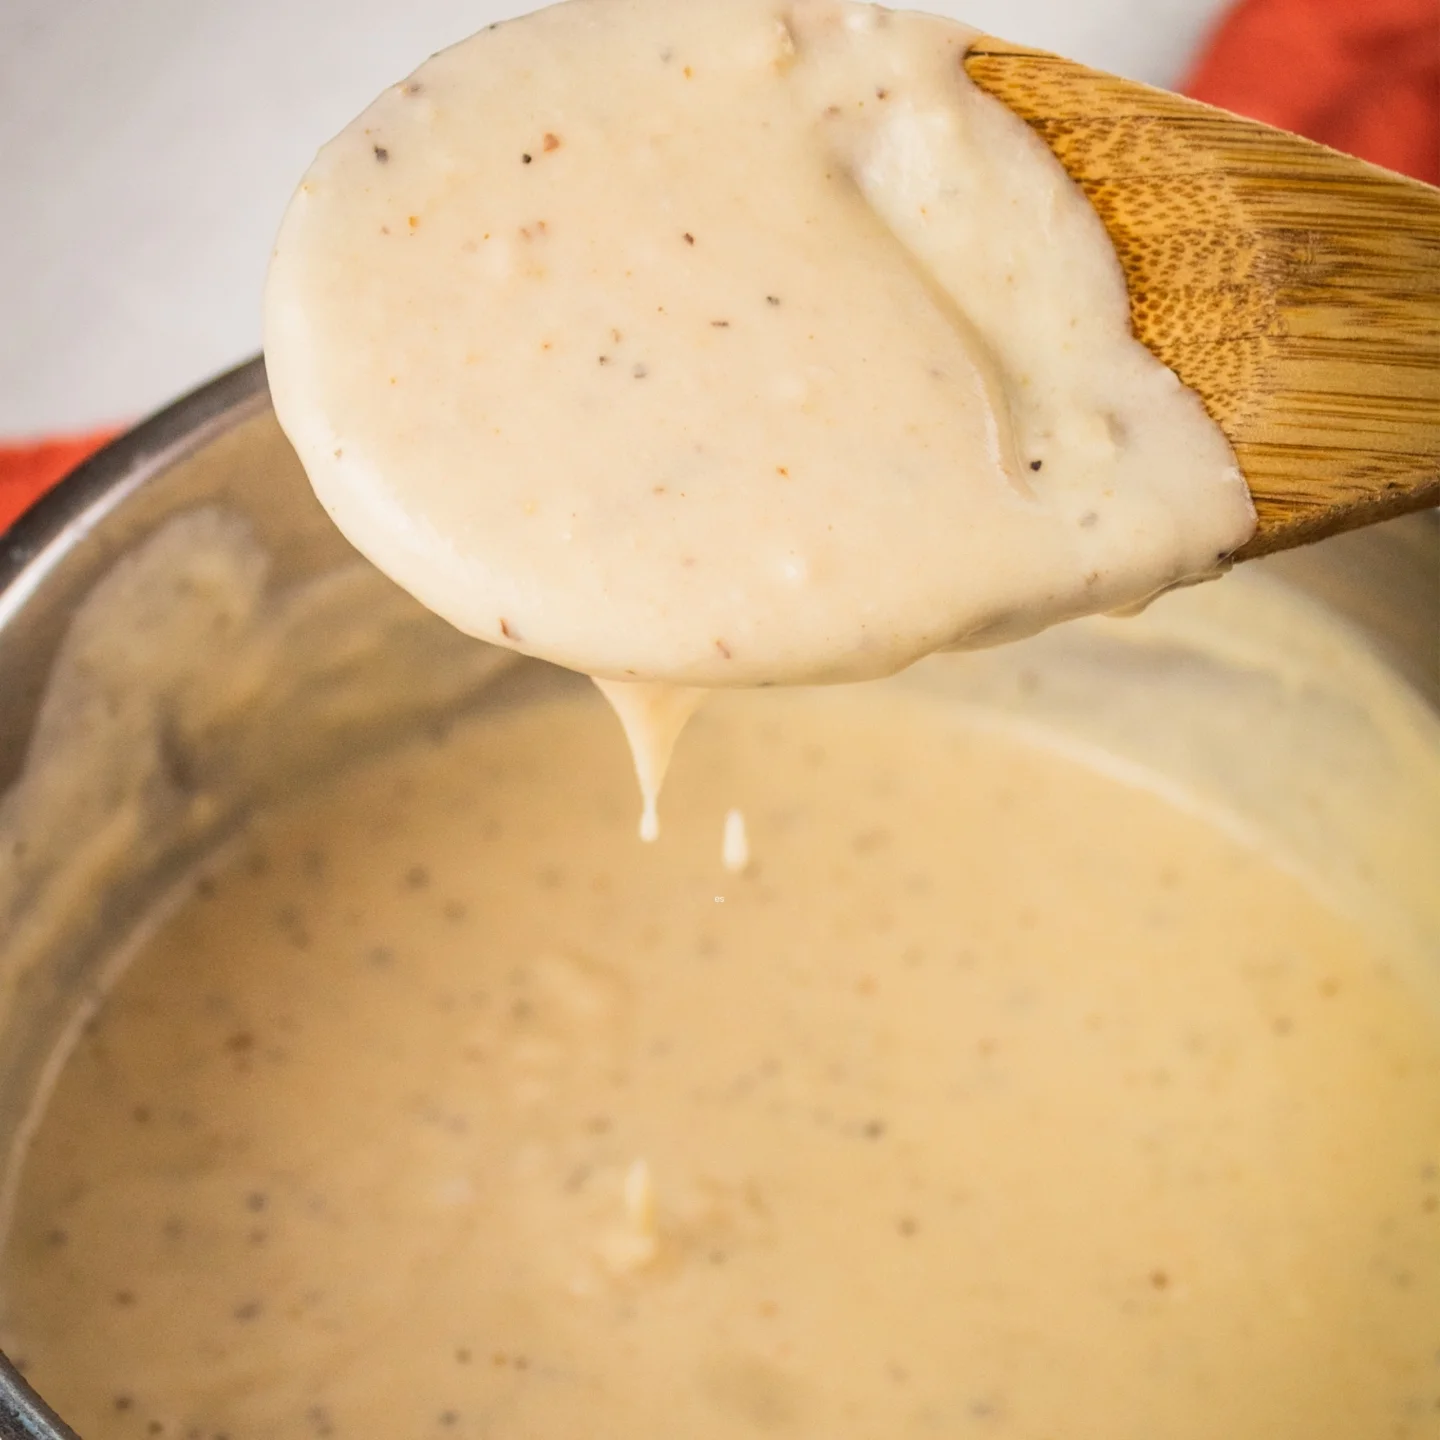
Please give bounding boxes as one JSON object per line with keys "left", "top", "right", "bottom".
{"left": 0, "top": 386, "right": 522, "bottom": 1212}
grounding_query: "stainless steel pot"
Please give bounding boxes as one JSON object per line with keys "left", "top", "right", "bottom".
{"left": 0, "top": 358, "right": 1435, "bottom": 1439}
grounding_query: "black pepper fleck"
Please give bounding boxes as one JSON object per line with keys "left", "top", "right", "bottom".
{"left": 373, "top": 145, "right": 390, "bottom": 162}
{"left": 683, "top": 232, "right": 695, "bottom": 245}
{"left": 521, "top": 153, "right": 533, "bottom": 164}
{"left": 1029, "top": 459, "right": 1043, "bottom": 471}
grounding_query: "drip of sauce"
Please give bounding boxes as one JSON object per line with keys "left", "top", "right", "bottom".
{"left": 591, "top": 679, "right": 707, "bottom": 840}
{"left": 722, "top": 808, "right": 751, "bottom": 873}
{"left": 263, "top": 0, "right": 1255, "bottom": 825}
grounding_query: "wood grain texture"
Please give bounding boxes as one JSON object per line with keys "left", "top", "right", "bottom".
{"left": 964, "top": 39, "right": 1440, "bottom": 559}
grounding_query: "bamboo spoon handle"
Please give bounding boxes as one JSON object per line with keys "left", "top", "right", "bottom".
{"left": 963, "top": 39, "right": 1440, "bottom": 559}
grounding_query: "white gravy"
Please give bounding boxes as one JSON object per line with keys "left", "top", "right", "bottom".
{"left": 263, "top": 0, "right": 1255, "bottom": 830}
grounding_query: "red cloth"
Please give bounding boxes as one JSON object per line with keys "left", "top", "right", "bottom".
{"left": 0, "top": 428, "right": 123, "bottom": 533}
{"left": 2, "top": 0, "right": 1437, "bottom": 532}
{"left": 1183, "top": 0, "right": 1440, "bottom": 184}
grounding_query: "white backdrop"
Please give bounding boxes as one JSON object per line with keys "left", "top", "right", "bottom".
{"left": 0, "top": 0, "right": 1231, "bottom": 433}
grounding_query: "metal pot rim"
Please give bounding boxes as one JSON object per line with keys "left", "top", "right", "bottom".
{"left": 1, "top": 358, "right": 270, "bottom": 627}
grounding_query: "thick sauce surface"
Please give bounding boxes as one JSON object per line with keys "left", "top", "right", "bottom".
{"left": 264, "top": 0, "right": 1253, "bottom": 690}
{"left": 4, "top": 675, "right": 1437, "bottom": 1439}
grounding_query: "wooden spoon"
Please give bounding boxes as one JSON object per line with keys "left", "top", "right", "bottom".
{"left": 963, "top": 39, "right": 1440, "bottom": 559}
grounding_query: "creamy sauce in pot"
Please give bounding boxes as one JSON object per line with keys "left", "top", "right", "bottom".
{"left": 2, "top": 633, "right": 1438, "bottom": 1438}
